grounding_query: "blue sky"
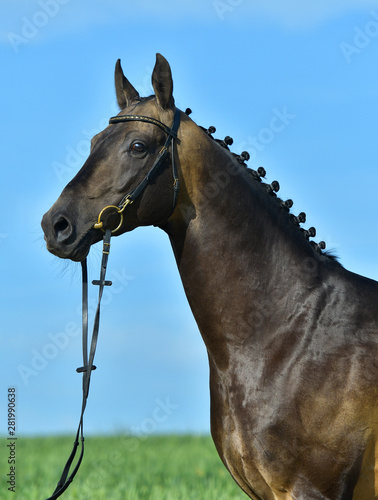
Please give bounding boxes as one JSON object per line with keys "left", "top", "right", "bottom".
{"left": 2, "top": 1, "right": 378, "bottom": 438}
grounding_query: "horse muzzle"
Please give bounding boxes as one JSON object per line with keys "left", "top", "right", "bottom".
{"left": 41, "top": 208, "right": 97, "bottom": 261}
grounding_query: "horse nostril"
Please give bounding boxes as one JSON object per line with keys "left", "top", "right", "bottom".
{"left": 54, "top": 217, "right": 69, "bottom": 233}
{"left": 53, "top": 215, "right": 73, "bottom": 243}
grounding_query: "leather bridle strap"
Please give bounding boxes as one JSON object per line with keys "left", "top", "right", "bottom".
{"left": 109, "top": 113, "right": 179, "bottom": 138}
{"left": 46, "top": 110, "right": 181, "bottom": 499}
{"left": 112, "top": 108, "right": 181, "bottom": 212}
{"left": 45, "top": 229, "right": 112, "bottom": 500}
{"left": 94, "top": 109, "right": 181, "bottom": 233}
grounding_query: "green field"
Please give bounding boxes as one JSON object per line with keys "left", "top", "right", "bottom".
{"left": 3, "top": 434, "right": 248, "bottom": 499}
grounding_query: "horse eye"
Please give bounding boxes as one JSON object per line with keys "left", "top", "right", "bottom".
{"left": 131, "top": 142, "right": 146, "bottom": 153}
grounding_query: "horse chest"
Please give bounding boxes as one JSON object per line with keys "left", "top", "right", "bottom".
{"left": 209, "top": 359, "right": 377, "bottom": 499}
{"left": 208, "top": 362, "right": 296, "bottom": 498}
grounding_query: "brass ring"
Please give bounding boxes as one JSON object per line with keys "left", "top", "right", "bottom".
{"left": 93, "top": 205, "right": 124, "bottom": 234}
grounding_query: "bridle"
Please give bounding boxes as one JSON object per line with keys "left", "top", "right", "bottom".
{"left": 93, "top": 108, "right": 181, "bottom": 234}
{"left": 45, "top": 108, "right": 181, "bottom": 499}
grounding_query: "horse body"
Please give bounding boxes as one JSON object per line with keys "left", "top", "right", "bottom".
{"left": 165, "top": 119, "right": 378, "bottom": 498}
{"left": 41, "top": 54, "right": 378, "bottom": 499}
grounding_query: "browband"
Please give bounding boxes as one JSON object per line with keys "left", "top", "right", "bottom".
{"left": 109, "top": 114, "right": 178, "bottom": 138}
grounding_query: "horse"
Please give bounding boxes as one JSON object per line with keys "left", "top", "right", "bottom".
{"left": 41, "top": 53, "right": 378, "bottom": 499}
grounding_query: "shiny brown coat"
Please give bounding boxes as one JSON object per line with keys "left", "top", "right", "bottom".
{"left": 42, "top": 54, "right": 378, "bottom": 499}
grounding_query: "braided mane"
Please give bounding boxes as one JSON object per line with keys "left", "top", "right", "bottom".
{"left": 185, "top": 108, "right": 338, "bottom": 262}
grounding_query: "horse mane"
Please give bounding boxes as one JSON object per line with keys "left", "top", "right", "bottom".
{"left": 184, "top": 108, "right": 340, "bottom": 264}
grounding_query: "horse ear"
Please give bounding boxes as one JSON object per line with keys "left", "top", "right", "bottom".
{"left": 151, "top": 53, "right": 174, "bottom": 110}
{"left": 114, "top": 59, "right": 140, "bottom": 109}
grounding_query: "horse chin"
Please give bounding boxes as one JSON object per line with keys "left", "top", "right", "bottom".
{"left": 45, "top": 229, "right": 100, "bottom": 262}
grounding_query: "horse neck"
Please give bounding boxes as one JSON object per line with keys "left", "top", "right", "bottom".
{"left": 164, "top": 123, "right": 323, "bottom": 367}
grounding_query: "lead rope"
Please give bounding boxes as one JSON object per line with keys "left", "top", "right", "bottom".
{"left": 45, "top": 229, "right": 113, "bottom": 500}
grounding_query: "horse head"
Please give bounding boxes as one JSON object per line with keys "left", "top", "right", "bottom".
{"left": 42, "top": 54, "right": 180, "bottom": 261}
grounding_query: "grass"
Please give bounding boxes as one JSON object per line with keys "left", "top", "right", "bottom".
{"left": 4, "top": 434, "right": 248, "bottom": 499}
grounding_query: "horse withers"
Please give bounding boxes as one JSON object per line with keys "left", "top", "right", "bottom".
{"left": 42, "top": 54, "right": 378, "bottom": 499}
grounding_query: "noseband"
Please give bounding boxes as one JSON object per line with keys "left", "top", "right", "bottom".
{"left": 45, "top": 109, "right": 181, "bottom": 499}
{"left": 94, "top": 108, "right": 181, "bottom": 233}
